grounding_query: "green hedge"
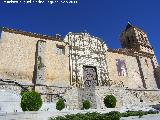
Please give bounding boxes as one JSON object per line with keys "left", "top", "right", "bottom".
{"left": 21, "top": 91, "right": 42, "bottom": 111}
{"left": 50, "top": 111, "right": 121, "bottom": 120}
{"left": 50, "top": 110, "right": 159, "bottom": 120}
{"left": 121, "top": 110, "right": 159, "bottom": 117}
{"left": 104, "top": 95, "right": 117, "bottom": 108}
{"left": 107, "top": 111, "right": 121, "bottom": 120}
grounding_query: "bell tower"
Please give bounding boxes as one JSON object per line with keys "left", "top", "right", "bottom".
{"left": 120, "top": 23, "right": 158, "bottom": 67}
{"left": 120, "top": 23, "right": 159, "bottom": 89}
{"left": 120, "top": 22, "right": 154, "bottom": 55}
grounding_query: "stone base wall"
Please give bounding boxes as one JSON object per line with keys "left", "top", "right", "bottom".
{"left": 0, "top": 80, "right": 30, "bottom": 94}
{"left": 64, "top": 86, "right": 160, "bottom": 110}
{"left": 0, "top": 80, "right": 160, "bottom": 110}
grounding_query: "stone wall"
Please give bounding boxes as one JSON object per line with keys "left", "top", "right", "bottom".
{"left": 64, "top": 86, "right": 160, "bottom": 109}
{"left": 0, "top": 81, "right": 23, "bottom": 94}
{"left": 0, "top": 30, "right": 70, "bottom": 86}
{"left": 0, "top": 31, "right": 38, "bottom": 83}
{"left": 64, "top": 87, "right": 81, "bottom": 109}
{"left": 138, "top": 56, "right": 158, "bottom": 89}
{"left": 44, "top": 40, "right": 70, "bottom": 86}
{"left": 94, "top": 87, "right": 160, "bottom": 109}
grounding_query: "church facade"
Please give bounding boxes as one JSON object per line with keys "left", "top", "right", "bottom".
{"left": 0, "top": 23, "right": 160, "bottom": 110}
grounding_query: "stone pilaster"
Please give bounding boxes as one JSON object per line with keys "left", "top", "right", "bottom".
{"left": 36, "top": 40, "right": 46, "bottom": 84}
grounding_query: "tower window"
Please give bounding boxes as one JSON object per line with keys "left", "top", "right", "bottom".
{"left": 56, "top": 44, "right": 65, "bottom": 55}
{"left": 127, "top": 37, "right": 130, "bottom": 44}
{"left": 128, "top": 39, "right": 130, "bottom": 44}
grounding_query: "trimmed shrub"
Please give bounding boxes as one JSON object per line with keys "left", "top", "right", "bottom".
{"left": 21, "top": 91, "right": 42, "bottom": 111}
{"left": 20, "top": 89, "right": 28, "bottom": 96}
{"left": 104, "top": 95, "right": 117, "bottom": 108}
{"left": 56, "top": 98, "right": 65, "bottom": 111}
{"left": 82, "top": 100, "right": 91, "bottom": 109}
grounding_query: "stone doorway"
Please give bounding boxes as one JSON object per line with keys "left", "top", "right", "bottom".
{"left": 83, "top": 66, "right": 98, "bottom": 109}
{"left": 83, "top": 66, "right": 98, "bottom": 88}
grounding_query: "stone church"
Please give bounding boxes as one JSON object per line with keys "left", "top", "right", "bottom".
{"left": 0, "top": 23, "right": 160, "bottom": 111}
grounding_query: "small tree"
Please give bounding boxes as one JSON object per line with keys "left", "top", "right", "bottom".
{"left": 83, "top": 100, "right": 91, "bottom": 110}
{"left": 104, "top": 95, "right": 117, "bottom": 108}
{"left": 56, "top": 98, "right": 65, "bottom": 111}
{"left": 21, "top": 91, "right": 42, "bottom": 111}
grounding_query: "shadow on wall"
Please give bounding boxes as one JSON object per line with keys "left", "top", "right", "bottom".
{"left": 155, "top": 66, "right": 160, "bottom": 89}
{"left": 32, "top": 40, "right": 39, "bottom": 86}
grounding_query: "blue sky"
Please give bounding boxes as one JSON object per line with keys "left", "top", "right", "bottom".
{"left": 0, "top": 0, "right": 160, "bottom": 63}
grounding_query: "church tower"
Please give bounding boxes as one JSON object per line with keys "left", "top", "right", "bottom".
{"left": 120, "top": 23, "right": 158, "bottom": 67}
{"left": 120, "top": 23, "right": 159, "bottom": 89}
{"left": 120, "top": 23, "right": 154, "bottom": 54}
